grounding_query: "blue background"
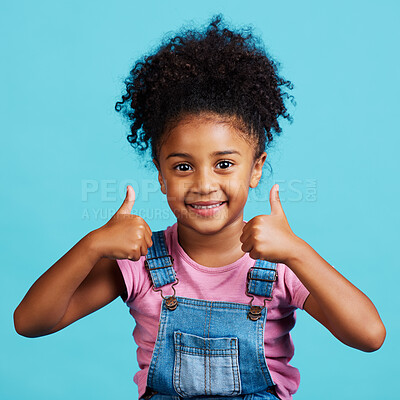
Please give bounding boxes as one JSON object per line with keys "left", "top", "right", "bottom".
{"left": 2, "top": 1, "right": 398, "bottom": 399}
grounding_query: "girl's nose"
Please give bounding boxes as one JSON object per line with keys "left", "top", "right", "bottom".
{"left": 192, "top": 168, "right": 219, "bottom": 195}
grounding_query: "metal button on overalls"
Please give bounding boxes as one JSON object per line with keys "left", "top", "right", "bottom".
{"left": 140, "top": 230, "right": 280, "bottom": 400}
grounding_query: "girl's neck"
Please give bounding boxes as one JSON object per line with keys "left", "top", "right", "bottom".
{"left": 176, "top": 217, "right": 247, "bottom": 268}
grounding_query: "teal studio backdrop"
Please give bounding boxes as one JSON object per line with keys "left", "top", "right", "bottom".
{"left": 2, "top": 1, "right": 398, "bottom": 399}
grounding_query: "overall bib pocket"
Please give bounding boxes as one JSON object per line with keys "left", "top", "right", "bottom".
{"left": 173, "top": 330, "right": 242, "bottom": 397}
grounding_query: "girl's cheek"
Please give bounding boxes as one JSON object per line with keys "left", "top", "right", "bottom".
{"left": 227, "top": 181, "right": 246, "bottom": 198}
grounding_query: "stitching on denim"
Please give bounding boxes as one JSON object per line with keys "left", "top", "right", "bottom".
{"left": 153, "top": 233, "right": 161, "bottom": 288}
{"left": 178, "top": 344, "right": 237, "bottom": 351}
{"left": 203, "top": 341, "right": 207, "bottom": 395}
{"left": 202, "top": 304, "right": 207, "bottom": 395}
{"left": 172, "top": 333, "right": 178, "bottom": 397}
{"left": 206, "top": 342, "right": 210, "bottom": 395}
{"left": 208, "top": 302, "right": 212, "bottom": 339}
{"left": 149, "top": 233, "right": 160, "bottom": 288}
{"left": 207, "top": 302, "right": 212, "bottom": 395}
{"left": 149, "top": 302, "right": 166, "bottom": 387}
{"left": 176, "top": 347, "right": 237, "bottom": 355}
{"left": 178, "top": 336, "right": 186, "bottom": 396}
{"left": 156, "top": 232, "right": 165, "bottom": 287}
{"left": 261, "top": 310, "right": 276, "bottom": 387}
{"left": 202, "top": 302, "right": 207, "bottom": 338}
{"left": 235, "top": 338, "right": 241, "bottom": 395}
{"left": 153, "top": 264, "right": 160, "bottom": 288}
{"left": 230, "top": 338, "right": 238, "bottom": 395}
{"left": 207, "top": 302, "right": 211, "bottom": 395}
{"left": 178, "top": 332, "right": 237, "bottom": 341}
{"left": 254, "top": 312, "right": 269, "bottom": 386}
{"left": 260, "top": 317, "right": 272, "bottom": 385}
{"left": 147, "top": 305, "right": 162, "bottom": 386}
{"left": 177, "top": 336, "right": 183, "bottom": 396}
{"left": 159, "top": 231, "right": 176, "bottom": 284}
{"left": 176, "top": 297, "right": 255, "bottom": 310}
{"left": 259, "top": 313, "right": 276, "bottom": 388}
{"left": 173, "top": 333, "right": 178, "bottom": 396}
{"left": 174, "top": 332, "right": 188, "bottom": 397}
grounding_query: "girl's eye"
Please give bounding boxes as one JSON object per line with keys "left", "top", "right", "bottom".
{"left": 173, "top": 161, "right": 233, "bottom": 171}
{"left": 174, "top": 163, "right": 192, "bottom": 172}
{"left": 216, "top": 160, "right": 233, "bottom": 169}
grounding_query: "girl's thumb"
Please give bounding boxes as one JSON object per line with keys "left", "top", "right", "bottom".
{"left": 116, "top": 185, "right": 136, "bottom": 214}
{"left": 269, "top": 184, "right": 283, "bottom": 215}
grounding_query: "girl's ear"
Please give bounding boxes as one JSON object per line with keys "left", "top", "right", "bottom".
{"left": 153, "top": 158, "right": 167, "bottom": 194}
{"left": 250, "top": 152, "right": 267, "bottom": 188}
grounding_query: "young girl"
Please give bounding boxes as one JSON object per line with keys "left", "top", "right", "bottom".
{"left": 14, "top": 14, "right": 385, "bottom": 400}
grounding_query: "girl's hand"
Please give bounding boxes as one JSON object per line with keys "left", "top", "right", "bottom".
{"left": 91, "top": 185, "right": 153, "bottom": 261}
{"left": 241, "top": 186, "right": 386, "bottom": 352}
{"left": 240, "top": 184, "right": 300, "bottom": 264}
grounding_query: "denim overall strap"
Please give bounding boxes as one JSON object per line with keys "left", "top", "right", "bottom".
{"left": 246, "top": 259, "right": 278, "bottom": 300}
{"left": 145, "top": 230, "right": 176, "bottom": 289}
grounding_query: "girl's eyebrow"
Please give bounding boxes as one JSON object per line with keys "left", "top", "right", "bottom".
{"left": 166, "top": 150, "right": 241, "bottom": 160}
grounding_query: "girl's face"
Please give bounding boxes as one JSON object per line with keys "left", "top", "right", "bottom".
{"left": 154, "top": 114, "right": 266, "bottom": 235}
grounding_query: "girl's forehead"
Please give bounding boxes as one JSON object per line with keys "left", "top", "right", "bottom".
{"left": 159, "top": 115, "right": 255, "bottom": 156}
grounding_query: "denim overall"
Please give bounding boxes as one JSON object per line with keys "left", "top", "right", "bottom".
{"left": 140, "top": 230, "right": 280, "bottom": 400}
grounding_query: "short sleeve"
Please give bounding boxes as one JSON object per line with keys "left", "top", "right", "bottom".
{"left": 116, "top": 257, "right": 146, "bottom": 305}
{"left": 281, "top": 263, "right": 310, "bottom": 310}
{"left": 116, "top": 259, "right": 134, "bottom": 304}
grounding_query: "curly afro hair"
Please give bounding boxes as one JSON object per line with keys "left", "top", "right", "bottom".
{"left": 115, "top": 13, "right": 295, "bottom": 165}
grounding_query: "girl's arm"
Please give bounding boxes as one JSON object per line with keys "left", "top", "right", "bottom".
{"left": 240, "top": 184, "right": 386, "bottom": 352}
{"left": 287, "top": 237, "right": 386, "bottom": 352}
{"left": 14, "top": 186, "right": 152, "bottom": 338}
{"left": 14, "top": 233, "right": 125, "bottom": 338}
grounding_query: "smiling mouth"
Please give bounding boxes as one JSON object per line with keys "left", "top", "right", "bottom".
{"left": 188, "top": 201, "right": 227, "bottom": 209}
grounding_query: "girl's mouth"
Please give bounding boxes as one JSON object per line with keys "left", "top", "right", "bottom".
{"left": 186, "top": 201, "right": 227, "bottom": 216}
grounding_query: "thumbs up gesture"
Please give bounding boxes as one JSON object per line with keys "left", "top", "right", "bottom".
{"left": 92, "top": 185, "right": 153, "bottom": 261}
{"left": 240, "top": 184, "right": 299, "bottom": 264}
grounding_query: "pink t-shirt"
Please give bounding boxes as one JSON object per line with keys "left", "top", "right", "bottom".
{"left": 117, "top": 222, "right": 310, "bottom": 400}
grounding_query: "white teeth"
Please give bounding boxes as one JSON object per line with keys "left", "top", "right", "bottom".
{"left": 191, "top": 202, "right": 224, "bottom": 209}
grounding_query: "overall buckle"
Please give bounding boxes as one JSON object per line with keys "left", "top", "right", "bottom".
{"left": 145, "top": 254, "right": 179, "bottom": 311}
{"left": 245, "top": 266, "right": 278, "bottom": 321}
{"left": 152, "top": 278, "right": 179, "bottom": 311}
